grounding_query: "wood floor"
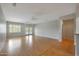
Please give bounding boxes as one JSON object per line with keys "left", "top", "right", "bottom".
{"left": 0, "top": 35, "right": 75, "bottom": 56}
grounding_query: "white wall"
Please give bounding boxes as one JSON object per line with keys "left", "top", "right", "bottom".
{"left": 35, "top": 20, "right": 62, "bottom": 41}
{"left": 76, "top": 4, "right": 79, "bottom": 56}
{"left": 76, "top": 4, "right": 79, "bottom": 34}
{"left": 0, "top": 5, "right": 6, "bottom": 51}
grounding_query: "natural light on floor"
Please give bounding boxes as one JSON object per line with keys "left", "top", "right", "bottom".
{"left": 8, "top": 38, "right": 21, "bottom": 51}
{"left": 25, "top": 35, "right": 33, "bottom": 46}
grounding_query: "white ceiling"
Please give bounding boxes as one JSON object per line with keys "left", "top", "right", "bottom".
{"left": 1, "top": 3, "right": 76, "bottom": 24}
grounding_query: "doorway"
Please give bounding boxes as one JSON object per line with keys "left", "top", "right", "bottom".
{"left": 62, "top": 19, "right": 75, "bottom": 40}
{"left": 62, "top": 19, "right": 75, "bottom": 55}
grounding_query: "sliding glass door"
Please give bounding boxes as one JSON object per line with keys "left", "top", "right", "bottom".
{"left": 25, "top": 24, "right": 33, "bottom": 35}
{"left": 25, "top": 26, "right": 29, "bottom": 34}
{"left": 29, "top": 25, "right": 33, "bottom": 35}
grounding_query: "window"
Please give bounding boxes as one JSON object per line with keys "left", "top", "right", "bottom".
{"left": 9, "top": 24, "right": 21, "bottom": 33}
{"left": 29, "top": 27, "right": 32, "bottom": 34}
{"left": 25, "top": 25, "right": 33, "bottom": 35}
{"left": 25, "top": 27, "right": 28, "bottom": 34}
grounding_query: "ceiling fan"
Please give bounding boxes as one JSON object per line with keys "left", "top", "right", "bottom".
{"left": 31, "top": 17, "right": 38, "bottom": 20}
{"left": 12, "top": 3, "right": 16, "bottom": 7}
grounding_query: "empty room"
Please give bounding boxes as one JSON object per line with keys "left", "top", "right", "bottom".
{"left": 0, "top": 3, "right": 78, "bottom": 56}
